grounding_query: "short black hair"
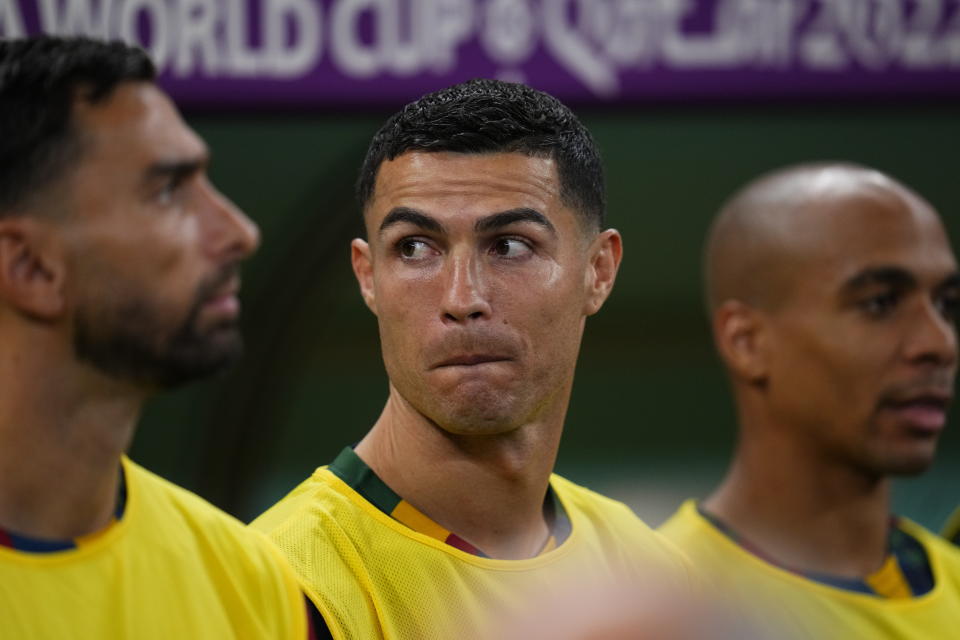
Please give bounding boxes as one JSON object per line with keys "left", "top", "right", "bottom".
{"left": 0, "top": 35, "right": 155, "bottom": 214}
{"left": 357, "top": 79, "right": 606, "bottom": 231}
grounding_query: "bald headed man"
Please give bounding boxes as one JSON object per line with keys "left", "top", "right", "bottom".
{"left": 660, "top": 163, "right": 960, "bottom": 638}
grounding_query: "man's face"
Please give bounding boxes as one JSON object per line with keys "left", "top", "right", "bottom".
{"left": 763, "top": 189, "right": 958, "bottom": 475}
{"left": 58, "top": 82, "right": 259, "bottom": 388}
{"left": 353, "top": 151, "right": 619, "bottom": 435}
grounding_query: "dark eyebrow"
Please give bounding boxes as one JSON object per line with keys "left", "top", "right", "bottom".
{"left": 841, "top": 266, "right": 917, "bottom": 294}
{"left": 936, "top": 272, "right": 960, "bottom": 291}
{"left": 474, "top": 208, "right": 556, "bottom": 235}
{"left": 144, "top": 156, "right": 207, "bottom": 184}
{"left": 379, "top": 207, "right": 445, "bottom": 234}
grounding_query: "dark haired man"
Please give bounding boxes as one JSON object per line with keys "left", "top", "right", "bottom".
{"left": 252, "top": 79, "right": 690, "bottom": 639}
{"left": 0, "top": 36, "right": 309, "bottom": 638}
{"left": 660, "top": 163, "right": 960, "bottom": 637}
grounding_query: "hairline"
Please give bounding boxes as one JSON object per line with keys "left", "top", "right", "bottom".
{"left": 361, "top": 147, "right": 601, "bottom": 235}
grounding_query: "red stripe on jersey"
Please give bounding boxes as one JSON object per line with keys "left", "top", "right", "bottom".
{"left": 445, "top": 533, "right": 484, "bottom": 556}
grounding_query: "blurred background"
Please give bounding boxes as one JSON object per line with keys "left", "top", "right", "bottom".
{"left": 8, "top": 0, "right": 959, "bottom": 527}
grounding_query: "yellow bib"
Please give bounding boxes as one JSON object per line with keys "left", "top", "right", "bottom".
{"left": 252, "top": 467, "right": 690, "bottom": 640}
{"left": 0, "top": 458, "right": 306, "bottom": 639}
{"left": 942, "top": 506, "right": 960, "bottom": 545}
{"left": 660, "top": 500, "right": 960, "bottom": 639}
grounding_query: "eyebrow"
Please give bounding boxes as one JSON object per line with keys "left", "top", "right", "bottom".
{"left": 144, "top": 156, "right": 208, "bottom": 185}
{"left": 937, "top": 272, "right": 960, "bottom": 291}
{"left": 841, "top": 266, "right": 918, "bottom": 294}
{"left": 474, "top": 208, "right": 555, "bottom": 235}
{"left": 379, "top": 207, "right": 445, "bottom": 234}
{"left": 378, "top": 206, "right": 556, "bottom": 237}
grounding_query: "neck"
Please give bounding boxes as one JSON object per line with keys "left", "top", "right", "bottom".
{"left": 0, "top": 333, "right": 144, "bottom": 540}
{"left": 704, "top": 417, "right": 892, "bottom": 578}
{"left": 355, "top": 386, "right": 565, "bottom": 560}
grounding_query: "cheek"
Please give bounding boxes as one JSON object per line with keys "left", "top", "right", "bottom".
{"left": 108, "top": 226, "right": 197, "bottom": 287}
{"left": 151, "top": 220, "right": 201, "bottom": 272}
{"left": 771, "top": 325, "right": 881, "bottom": 419}
{"left": 374, "top": 275, "right": 438, "bottom": 359}
{"left": 504, "top": 266, "right": 586, "bottom": 351}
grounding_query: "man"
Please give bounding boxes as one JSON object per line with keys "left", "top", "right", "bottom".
{"left": 0, "top": 36, "right": 310, "bottom": 638}
{"left": 252, "top": 79, "right": 690, "bottom": 639}
{"left": 660, "top": 163, "right": 960, "bottom": 637}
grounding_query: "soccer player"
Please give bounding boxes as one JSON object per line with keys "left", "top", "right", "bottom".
{"left": 660, "top": 163, "right": 960, "bottom": 637}
{"left": 251, "top": 79, "right": 691, "bottom": 639}
{"left": 0, "top": 36, "right": 311, "bottom": 638}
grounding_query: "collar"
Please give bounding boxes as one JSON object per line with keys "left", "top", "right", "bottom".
{"left": 329, "top": 446, "right": 571, "bottom": 558}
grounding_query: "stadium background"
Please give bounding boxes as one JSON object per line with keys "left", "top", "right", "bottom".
{"left": 8, "top": 0, "right": 957, "bottom": 529}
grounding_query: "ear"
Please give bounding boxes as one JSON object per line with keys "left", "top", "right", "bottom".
{"left": 350, "top": 237, "right": 377, "bottom": 315}
{"left": 712, "top": 300, "right": 768, "bottom": 383}
{"left": 0, "top": 218, "right": 66, "bottom": 320}
{"left": 583, "top": 229, "right": 623, "bottom": 316}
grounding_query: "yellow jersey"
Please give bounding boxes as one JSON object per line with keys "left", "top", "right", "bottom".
{"left": 0, "top": 457, "right": 307, "bottom": 639}
{"left": 252, "top": 462, "right": 690, "bottom": 640}
{"left": 660, "top": 500, "right": 960, "bottom": 639}
{"left": 942, "top": 507, "right": 960, "bottom": 545}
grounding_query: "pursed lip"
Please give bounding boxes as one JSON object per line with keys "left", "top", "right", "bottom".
{"left": 881, "top": 388, "right": 953, "bottom": 410}
{"left": 432, "top": 354, "right": 512, "bottom": 368}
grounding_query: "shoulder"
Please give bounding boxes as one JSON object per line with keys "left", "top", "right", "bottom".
{"left": 124, "top": 458, "right": 308, "bottom": 637}
{"left": 249, "top": 468, "right": 393, "bottom": 638}
{"left": 550, "top": 473, "right": 657, "bottom": 536}
{"left": 550, "top": 473, "right": 651, "bottom": 522}
{"left": 126, "top": 459, "right": 301, "bottom": 589}
{"left": 658, "top": 500, "right": 708, "bottom": 544}
{"left": 901, "top": 517, "right": 960, "bottom": 569}
{"left": 249, "top": 467, "right": 347, "bottom": 543}
{"left": 127, "top": 458, "right": 255, "bottom": 540}
{"left": 657, "top": 500, "right": 747, "bottom": 577}
{"left": 550, "top": 474, "right": 693, "bottom": 580}
{"left": 248, "top": 467, "right": 375, "bottom": 595}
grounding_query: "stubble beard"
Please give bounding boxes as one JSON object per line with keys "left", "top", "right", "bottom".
{"left": 73, "top": 265, "right": 244, "bottom": 389}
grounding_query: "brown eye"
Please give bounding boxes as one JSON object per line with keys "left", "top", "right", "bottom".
{"left": 491, "top": 238, "right": 532, "bottom": 259}
{"left": 399, "top": 239, "right": 434, "bottom": 260}
{"left": 936, "top": 291, "right": 960, "bottom": 323}
{"left": 859, "top": 292, "right": 898, "bottom": 318}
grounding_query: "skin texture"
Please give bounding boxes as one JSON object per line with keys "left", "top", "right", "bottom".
{"left": 703, "top": 164, "right": 959, "bottom": 577}
{"left": 0, "top": 82, "right": 258, "bottom": 539}
{"left": 352, "top": 151, "right": 621, "bottom": 559}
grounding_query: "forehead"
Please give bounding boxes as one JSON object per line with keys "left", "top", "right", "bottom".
{"left": 789, "top": 189, "right": 956, "bottom": 294}
{"left": 366, "top": 151, "right": 568, "bottom": 230}
{"left": 71, "top": 82, "right": 206, "bottom": 170}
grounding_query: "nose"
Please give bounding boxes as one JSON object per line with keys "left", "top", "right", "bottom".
{"left": 440, "top": 251, "right": 492, "bottom": 323}
{"left": 904, "top": 299, "right": 958, "bottom": 368}
{"left": 200, "top": 178, "right": 261, "bottom": 261}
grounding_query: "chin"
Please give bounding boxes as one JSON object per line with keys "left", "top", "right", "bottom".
{"left": 883, "top": 457, "right": 937, "bottom": 477}
{"left": 867, "top": 446, "right": 938, "bottom": 477}
{"left": 147, "top": 328, "right": 245, "bottom": 388}
{"left": 430, "top": 394, "right": 525, "bottom": 436}
{"left": 438, "top": 407, "right": 520, "bottom": 436}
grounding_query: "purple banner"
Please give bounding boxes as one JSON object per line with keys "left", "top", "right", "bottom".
{"left": 4, "top": 0, "right": 960, "bottom": 108}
